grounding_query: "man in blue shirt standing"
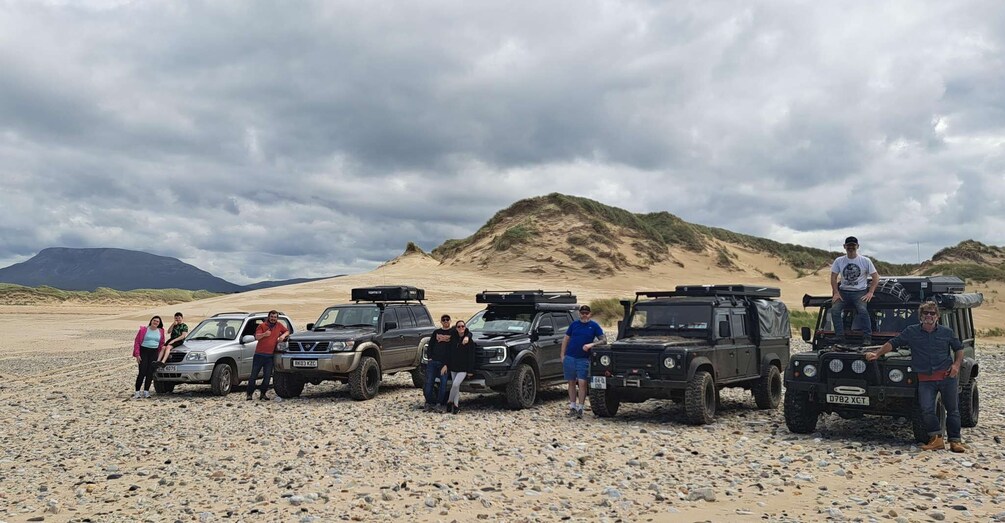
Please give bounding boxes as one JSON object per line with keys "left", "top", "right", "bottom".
{"left": 561, "top": 304, "right": 606, "bottom": 419}
{"left": 865, "top": 301, "right": 965, "bottom": 452}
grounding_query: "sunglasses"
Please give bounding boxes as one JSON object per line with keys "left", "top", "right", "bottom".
{"left": 440, "top": 319, "right": 451, "bottom": 322}
{"left": 921, "top": 311, "right": 938, "bottom": 316}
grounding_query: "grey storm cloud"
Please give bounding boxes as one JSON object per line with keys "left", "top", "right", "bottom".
{"left": 0, "top": 0, "right": 1004, "bottom": 282}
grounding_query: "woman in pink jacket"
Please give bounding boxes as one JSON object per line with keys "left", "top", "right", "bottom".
{"left": 133, "top": 316, "right": 165, "bottom": 399}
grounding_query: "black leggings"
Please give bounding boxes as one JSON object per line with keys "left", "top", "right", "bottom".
{"left": 135, "top": 347, "right": 158, "bottom": 391}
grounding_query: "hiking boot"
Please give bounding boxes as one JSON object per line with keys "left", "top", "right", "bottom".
{"left": 566, "top": 407, "right": 578, "bottom": 418}
{"left": 156, "top": 361, "right": 166, "bottom": 368}
{"left": 576, "top": 408, "right": 584, "bottom": 419}
{"left": 451, "top": 404, "right": 460, "bottom": 415}
{"left": 921, "top": 435, "right": 946, "bottom": 451}
{"left": 259, "top": 393, "right": 269, "bottom": 401}
{"left": 246, "top": 394, "right": 253, "bottom": 401}
{"left": 949, "top": 441, "right": 967, "bottom": 453}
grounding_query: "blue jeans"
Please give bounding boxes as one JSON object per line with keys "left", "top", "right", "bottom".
{"left": 247, "top": 353, "right": 275, "bottom": 396}
{"left": 918, "top": 377, "right": 961, "bottom": 441}
{"left": 423, "top": 360, "right": 449, "bottom": 405}
{"left": 831, "top": 289, "right": 871, "bottom": 339}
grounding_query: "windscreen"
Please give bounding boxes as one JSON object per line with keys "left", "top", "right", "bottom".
{"left": 630, "top": 304, "right": 710, "bottom": 333}
{"left": 188, "top": 319, "right": 244, "bottom": 340}
{"left": 467, "top": 308, "right": 534, "bottom": 334}
{"left": 821, "top": 306, "right": 918, "bottom": 333}
{"left": 314, "top": 306, "right": 380, "bottom": 329}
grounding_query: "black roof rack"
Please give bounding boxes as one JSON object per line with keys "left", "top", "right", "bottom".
{"left": 476, "top": 290, "right": 577, "bottom": 305}
{"left": 637, "top": 285, "right": 781, "bottom": 299}
{"left": 351, "top": 286, "right": 425, "bottom": 302}
{"left": 211, "top": 312, "right": 249, "bottom": 317}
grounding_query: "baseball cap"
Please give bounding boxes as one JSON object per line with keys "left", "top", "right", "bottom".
{"left": 579, "top": 305, "right": 591, "bottom": 312}
{"left": 844, "top": 236, "right": 859, "bottom": 246}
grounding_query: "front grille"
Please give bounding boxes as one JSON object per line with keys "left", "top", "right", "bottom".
{"left": 288, "top": 341, "right": 331, "bottom": 352}
{"left": 158, "top": 373, "right": 181, "bottom": 378}
{"left": 167, "top": 353, "right": 186, "bottom": 363}
{"left": 821, "top": 353, "right": 881, "bottom": 385}
{"left": 611, "top": 352, "right": 661, "bottom": 373}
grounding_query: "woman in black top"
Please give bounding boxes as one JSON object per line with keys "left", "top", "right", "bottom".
{"left": 445, "top": 320, "right": 475, "bottom": 413}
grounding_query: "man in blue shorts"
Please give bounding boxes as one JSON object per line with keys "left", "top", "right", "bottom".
{"left": 561, "top": 304, "right": 606, "bottom": 419}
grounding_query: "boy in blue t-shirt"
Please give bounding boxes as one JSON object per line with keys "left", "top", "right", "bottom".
{"left": 561, "top": 305, "right": 606, "bottom": 418}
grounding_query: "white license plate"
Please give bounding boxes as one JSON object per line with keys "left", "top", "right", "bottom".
{"left": 826, "top": 394, "right": 869, "bottom": 406}
{"left": 591, "top": 376, "right": 606, "bottom": 389}
{"left": 163, "top": 365, "right": 176, "bottom": 372}
{"left": 292, "top": 359, "right": 318, "bottom": 368}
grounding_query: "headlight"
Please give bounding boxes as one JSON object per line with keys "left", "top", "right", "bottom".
{"left": 185, "top": 352, "right": 207, "bottom": 362}
{"left": 663, "top": 357, "right": 676, "bottom": 369}
{"left": 330, "top": 341, "right": 354, "bottom": 351}
{"left": 803, "top": 364, "right": 817, "bottom": 378}
{"left": 600, "top": 355, "right": 611, "bottom": 367}
{"left": 276, "top": 342, "right": 288, "bottom": 352}
{"left": 888, "top": 369, "right": 905, "bottom": 383}
{"left": 828, "top": 360, "right": 844, "bottom": 373}
{"left": 486, "top": 346, "right": 507, "bottom": 364}
{"left": 851, "top": 360, "right": 867, "bottom": 374}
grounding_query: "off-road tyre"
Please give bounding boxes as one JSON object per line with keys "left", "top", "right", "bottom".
{"left": 911, "top": 392, "right": 946, "bottom": 443}
{"left": 153, "top": 380, "right": 176, "bottom": 394}
{"left": 505, "top": 364, "right": 537, "bottom": 410}
{"left": 210, "top": 362, "right": 235, "bottom": 396}
{"left": 349, "top": 356, "right": 381, "bottom": 401}
{"left": 273, "top": 372, "right": 305, "bottom": 399}
{"left": 752, "top": 365, "right": 783, "bottom": 409}
{"left": 411, "top": 366, "right": 426, "bottom": 389}
{"left": 960, "top": 378, "right": 979, "bottom": 428}
{"left": 783, "top": 391, "right": 819, "bottom": 434}
{"left": 685, "top": 370, "right": 717, "bottom": 425}
{"left": 874, "top": 280, "right": 910, "bottom": 302}
{"left": 589, "top": 387, "right": 620, "bottom": 417}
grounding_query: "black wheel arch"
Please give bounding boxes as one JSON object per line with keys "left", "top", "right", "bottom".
{"left": 687, "top": 356, "right": 715, "bottom": 381}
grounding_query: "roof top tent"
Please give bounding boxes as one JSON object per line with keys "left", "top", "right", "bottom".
{"left": 636, "top": 285, "right": 781, "bottom": 300}
{"left": 351, "top": 286, "right": 425, "bottom": 303}
{"left": 476, "top": 290, "right": 578, "bottom": 311}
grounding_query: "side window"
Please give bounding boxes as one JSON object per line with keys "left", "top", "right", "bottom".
{"left": 730, "top": 312, "right": 746, "bottom": 338}
{"left": 411, "top": 306, "right": 433, "bottom": 327}
{"left": 715, "top": 313, "right": 730, "bottom": 338}
{"left": 537, "top": 314, "right": 555, "bottom": 332}
{"left": 554, "top": 313, "right": 572, "bottom": 332}
{"left": 954, "top": 310, "right": 971, "bottom": 340}
{"left": 396, "top": 307, "right": 416, "bottom": 328}
{"left": 382, "top": 308, "right": 398, "bottom": 331}
{"left": 242, "top": 319, "right": 261, "bottom": 338}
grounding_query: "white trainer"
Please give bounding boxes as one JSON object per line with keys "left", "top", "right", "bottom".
{"left": 132, "top": 391, "right": 142, "bottom": 399}
{"left": 142, "top": 390, "right": 151, "bottom": 398}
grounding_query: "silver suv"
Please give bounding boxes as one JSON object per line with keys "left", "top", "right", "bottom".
{"left": 154, "top": 311, "right": 296, "bottom": 395}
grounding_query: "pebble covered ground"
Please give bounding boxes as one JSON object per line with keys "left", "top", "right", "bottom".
{"left": 2, "top": 336, "right": 1005, "bottom": 522}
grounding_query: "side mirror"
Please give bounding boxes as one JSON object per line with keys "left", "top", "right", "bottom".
{"left": 718, "top": 321, "right": 730, "bottom": 338}
{"left": 306, "top": 323, "right": 315, "bottom": 331}
{"left": 801, "top": 327, "right": 812, "bottom": 342}
{"left": 537, "top": 325, "right": 555, "bottom": 336}
{"left": 383, "top": 322, "right": 398, "bottom": 332}
{"left": 241, "top": 335, "right": 256, "bottom": 344}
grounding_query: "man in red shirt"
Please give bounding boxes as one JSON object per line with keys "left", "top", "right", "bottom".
{"left": 247, "top": 310, "right": 289, "bottom": 401}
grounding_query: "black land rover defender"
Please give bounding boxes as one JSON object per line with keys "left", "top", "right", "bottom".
{"left": 446, "top": 290, "right": 577, "bottom": 410}
{"left": 273, "top": 286, "right": 433, "bottom": 401}
{"left": 589, "top": 285, "right": 791, "bottom": 425}
{"left": 785, "top": 276, "right": 983, "bottom": 442}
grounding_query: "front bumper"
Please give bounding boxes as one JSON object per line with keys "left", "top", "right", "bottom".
{"left": 155, "top": 363, "right": 215, "bottom": 383}
{"left": 460, "top": 368, "right": 516, "bottom": 391}
{"left": 593, "top": 374, "right": 688, "bottom": 391}
{"left": 274, "top": 351, "right": 362, "bottom": 377}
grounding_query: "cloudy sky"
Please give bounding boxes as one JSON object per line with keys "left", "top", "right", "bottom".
{"left": 1, "top": 1, "right": 1003, "bottom": 283}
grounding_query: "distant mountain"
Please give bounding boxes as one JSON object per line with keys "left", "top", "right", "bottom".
{"left": 0, "top": 248, "right": 332, "bottom": 292}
